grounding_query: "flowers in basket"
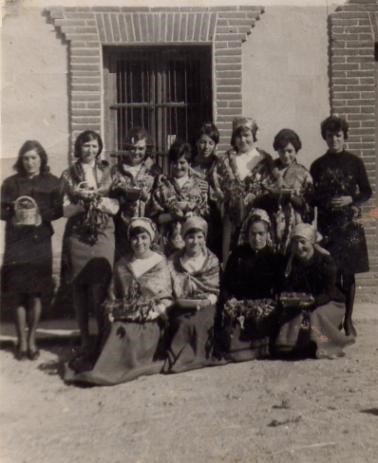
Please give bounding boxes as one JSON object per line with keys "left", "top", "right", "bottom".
{"left": 279, "top": 292, "right": 315, "bottom": 309}
{"left": 224, "top": 298, "right": 277, "bottom": 330}
{"left": 72, "top": 182, "right": 109, "bottom": 245}
{"left": 104, "top": 297, "right": 158, "bottom": 323}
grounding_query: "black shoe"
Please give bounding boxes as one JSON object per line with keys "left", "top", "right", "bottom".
{"left": 15, "top": 348, "right": 28, "bottom": 361}
{"left": 27, "top": 349, "right": 40, "bottom": 361}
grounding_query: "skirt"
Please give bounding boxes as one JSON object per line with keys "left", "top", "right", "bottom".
{"left": 275, "top": 301, "right": 355, "bottom": 358}
{"left": 64, "top": 320, "right": 165, "bottom": 386}
{"left": 163, "top": 304, "right": 224, "bottom": 373}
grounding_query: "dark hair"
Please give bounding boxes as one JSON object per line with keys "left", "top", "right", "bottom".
{"left": 231, "top": 124, "right": 258, "bottom": 148}
{"left": 197, "top": 122, "right": 220, "bottom": 145}
{"left": 273, "top": 128, "right": 302, "bottom": 153}
{"left": 14, "top": 140, "right": 50, "bottom": 175}
{"left": 321, "top": 115, "right": 349, "bottom": 140}
{"left": 74, "top": 130, "right": 103, "bottom": 159}
{"left": 129, "top": 226, "right": 150, "bottom": 240}
{"left": 168, "top": 140, "right": 193, "bottom": 164}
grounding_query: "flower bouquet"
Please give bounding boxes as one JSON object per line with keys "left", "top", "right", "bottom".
{"left": 224, "top": 298, "right": 277, "bottom": 331}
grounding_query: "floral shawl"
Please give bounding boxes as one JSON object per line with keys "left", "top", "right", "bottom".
{"left": 110, "top": 160, "right": 157, "bottom": 219}
{"left": 61, "top": 160, "right": 113, "bottom": 200}
{"left": 109, "top": 253, "right": 172, "bottom": 304}
{"left": 215, "top": 148, "right": 274, "bottom": 225}
{"left": 150, "top": 170, "right": 209, "bottom": 219}
{"left": 168, "top": 249, "right": 220, "bottom": 299}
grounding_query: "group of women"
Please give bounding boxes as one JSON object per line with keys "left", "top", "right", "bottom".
{"left": 1, "top": 115, "right": 372, "bottom": 386}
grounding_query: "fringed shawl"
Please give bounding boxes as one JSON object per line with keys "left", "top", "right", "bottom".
{"left": 168, "top": 249, "right": 220, "bottom": 299}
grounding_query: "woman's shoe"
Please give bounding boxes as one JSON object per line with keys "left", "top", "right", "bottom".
{"left": 27, "top": 349, "right": 40, "bottom": 361}
{"left": 15, "top": 347, "right": 28, "bottom": 361}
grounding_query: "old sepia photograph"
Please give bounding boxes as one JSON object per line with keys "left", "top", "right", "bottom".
{"left": 1, "top": 0, "right": 377, "bottom": 461}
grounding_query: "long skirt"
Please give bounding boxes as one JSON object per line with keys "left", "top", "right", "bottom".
{"left": 275, "top": 301, "right": 355, "bottom": 358}
{"left": 163, "top": 305, "right": 223, "bottom": 373}
{"left": 64, "top": 320, "right": 165, "bottom": 386}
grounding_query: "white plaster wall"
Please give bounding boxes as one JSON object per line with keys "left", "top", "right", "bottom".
{"left": 242, "top": 6, "right": 331, "bottom": 168}
{"left": 1, "top": 6, "right": 70, "bottom": 257}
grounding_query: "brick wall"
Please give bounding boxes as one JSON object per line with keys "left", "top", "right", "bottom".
{"left": 46, "top": 6, "right": 264, "bottom": 155}
{"left": 329, "top": 0, "right": 378, "bottom": 297}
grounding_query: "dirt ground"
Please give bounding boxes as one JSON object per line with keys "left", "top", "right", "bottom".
{"left": 1, "top": 303, "right": 378, "bottom": 463}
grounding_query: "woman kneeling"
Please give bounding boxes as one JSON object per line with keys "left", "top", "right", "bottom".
{"left": 275, "top": 223, "right": 354, "bottom": 359}
{"left": 164, "top": 216, "right": 221, "bottom": 373}
{"left": 220, "top": 209, "right": 283, "bottom": 362}
{"left": 65, "top": 218, "right": 172, "bottom": 385}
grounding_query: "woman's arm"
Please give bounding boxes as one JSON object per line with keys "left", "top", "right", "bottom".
{"left": 353, "top": 157, "right": 372, "bottom": 205}
{"left": 0, "top": 178, "right": 15, "bottom": 221}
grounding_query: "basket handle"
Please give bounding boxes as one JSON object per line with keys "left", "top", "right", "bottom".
{"left": 14, "top": 195, "right": 38, "bottom": 209}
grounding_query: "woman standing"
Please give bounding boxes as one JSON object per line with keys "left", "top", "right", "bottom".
{"left": 192, "top": 122, "right": 223, "bottom": 259}
{"left": 110, "top": 127, "right": 159, "bottom": 259}
{"left": 164, "top": 216, "right": 221, "bottom": 373}
{"left": 65, "top": 218, "right": 172, "bottom": 385}
{"left": 1, "top": 140, "right": 62, "bottom": 360}
{"left": 221, "top": 209, "right": 282, "bottom": 362}
{"left": 310, "top": 116, "right": 372, "bottom": 336}
{"left": 275, "top": 223, "right": 353, "bottom": 358}
{"left": 216, "top": 117, "right": 274, "bottom": 264}
{"left": 61, "top": 130, "right": 119, "bottom": 356}
{"left": 257, "top": 128, "right": 313, "bottom": 253}
{"left": 150, "top": 140, "right": 209, "bottom": 255}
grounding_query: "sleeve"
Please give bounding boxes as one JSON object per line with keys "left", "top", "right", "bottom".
{"left": 0, "top": 178, "right": 15, "bottom": 221}
{"left": 221, "top": 249, "right": 241, "bottom": 299}
{"left": 60, "top": 171, "right": 84, "bottom": 218}
{"left": 353, "top": 157, "right": 372, "bottom": 205}
{"left": 38, "top": 177, "right": 63, "bottom": 222}
{"left": 148, "top": 175, "right": 167, "bottom": 218}
{"left": 97, "top": 197, "right": 120, "bottom": 215}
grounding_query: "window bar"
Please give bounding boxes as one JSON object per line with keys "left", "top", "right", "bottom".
{"left": 174, "top": 62, "right": 178, "bottom": 139}
{"left": 117, "top": 59, "right": 123, "bottom": 151}
{"left": 129, "top": 63, "right": 134, "bottom": 129}
{"left": 184, "top": 59, "right": 189, "bottom": 142}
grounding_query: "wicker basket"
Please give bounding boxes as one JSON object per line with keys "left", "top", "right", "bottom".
{"left": 13, "top": 196, "right": 41, "bottom": 226}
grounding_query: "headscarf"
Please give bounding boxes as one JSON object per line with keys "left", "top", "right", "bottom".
{"left": 127, "top": 217, "right": 156, "bottom": 241}
{"left": 238, "top": 208, "right": 272, "bottom": 246}
{"left": 181, "top": 216, "right": 208, "bottom": 238}
{"left": 284, "top": 222, "right": 329, "bottom": 278}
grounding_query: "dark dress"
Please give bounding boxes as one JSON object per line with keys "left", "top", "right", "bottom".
{"left": 220, "top": 245, "right": 283, "bottom": 361}
{"left": 1, "top": 173, "right": 62, "bottom": 296}
{"left": 275, "top": 250, "right": 354, "bottom": 358}
{"left": 310, "top": 150, "right": 372, "bottom": 274}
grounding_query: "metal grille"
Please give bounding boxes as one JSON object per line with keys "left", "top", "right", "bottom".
{"left": 104, "top": 46, "right": 212, "bottom": 173}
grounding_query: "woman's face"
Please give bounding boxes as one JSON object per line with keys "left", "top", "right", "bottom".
{"left": 278, "top": 142, "right": 297, "bottom": 167}
{"left": 248, "top": 221, "right": 268, "bottom": 251}
{"left": 184, "top": 230, "right": 206, "bottom": 256}
{"left": 130, "top": 231, "right": 152, "bottom": 258}
{"left": 235, "top": 128, "right": 254, "bottom": 154}
{"left": 124, "top": 138, "right": 147, "bottom": 167}
{"left": 22, "top": 149, "right": 41, "bottom": 177}
{"left": 80, "top": 138, "right": 100, "bottom": 164}
{"left": 172, "top": 155, "right": 190, "bottom": 178}
{"left": 196, "top": 134, "right": 216, "bottom": 160}
{"left": 325, "top": 129, "right": 345, "bottom": 154}
{"left": 292, "top": 237, "right": 314, "bottom": 261}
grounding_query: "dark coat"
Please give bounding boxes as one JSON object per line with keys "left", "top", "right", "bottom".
{"left": 222, "top": 244, "right": 283, "bottom": 301}
{"left": 1, "top": 173, "right": 62, "bottom": 294}
{"left": 310, "top": 150, "right": 372, "bottom": 273}
{"left": 281, "top": 250, "right": 345, "bottom": 308}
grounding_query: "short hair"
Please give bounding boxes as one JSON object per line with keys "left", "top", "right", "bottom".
{"left": 168, "top": 140, "right": 193, "bottom": 164}
{"left": 273, "top": 128, "right": 302, "bottom": 153}
{"left": 74, "top": 130, "right": 103, "bottom": 159}
{"left": 196, "top": 122, "right": 220, "bottom": 145}
{"left": 14, "top": 140, "right": 50, "bottom": 175}
{"left": 321, "top": 116, "right": 349, "bottom": 140}
{"left": 231, "top": 124, "right": 258, "bottom": 148}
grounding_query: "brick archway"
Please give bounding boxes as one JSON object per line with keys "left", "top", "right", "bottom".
{"left": 47, "top": 5, "right": 264, "bottom": 154}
